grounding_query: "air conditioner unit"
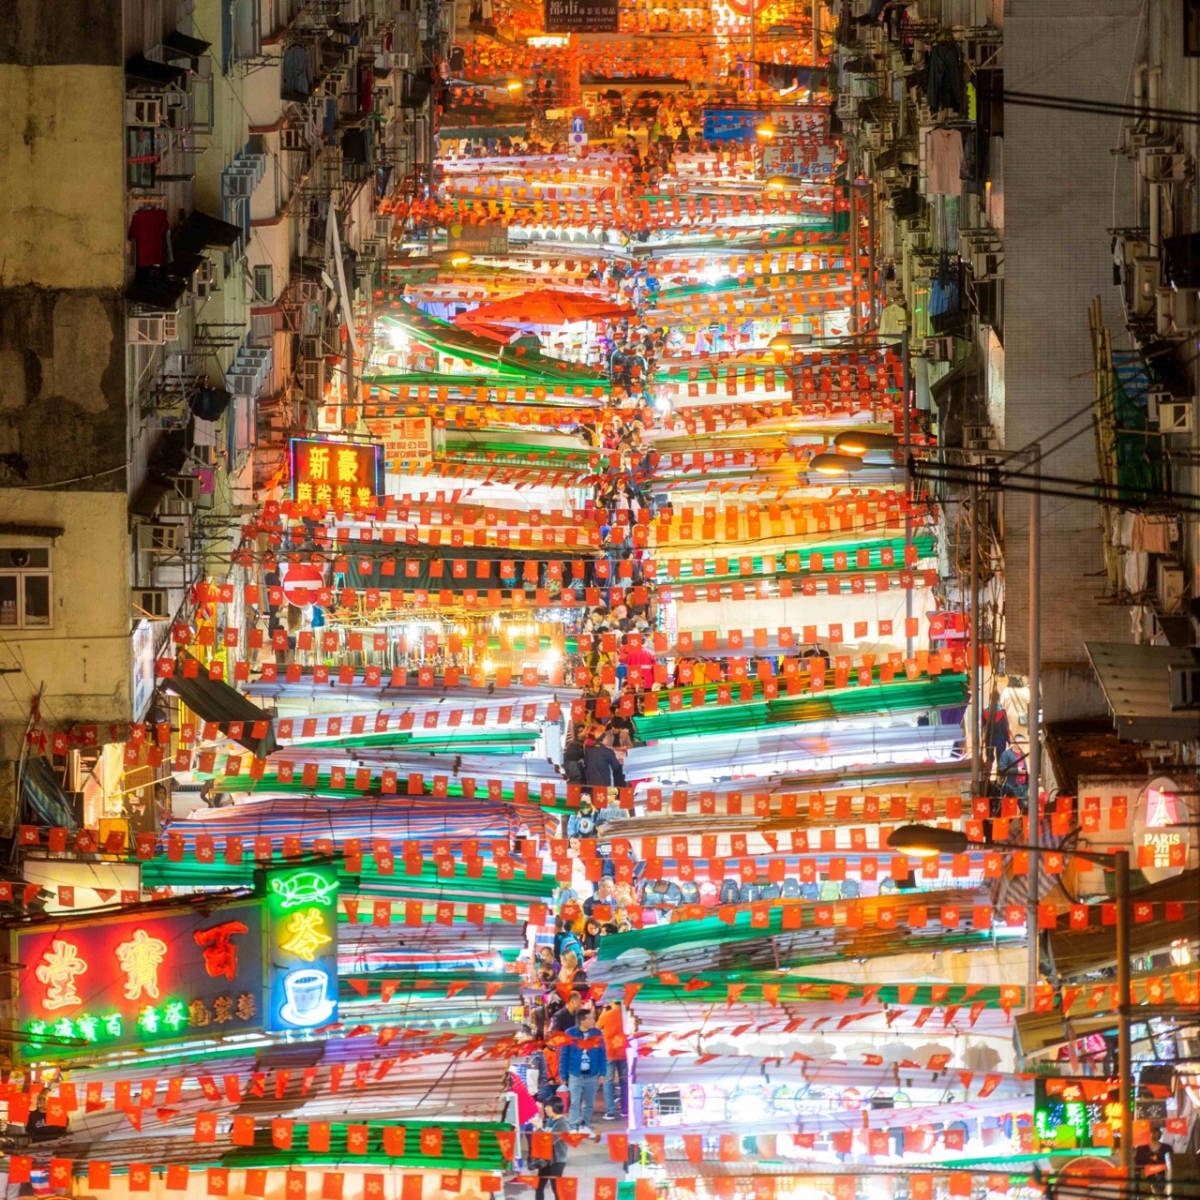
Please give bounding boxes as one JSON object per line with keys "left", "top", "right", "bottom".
{"left": 166, "top": 99, "right": 189, "bottom": 131}
{"left": 300, "top": 336, "right": 324, "bottom": 361}
{"left": 301, "top": 357, "right": 326, "bottom": 404}
{"left": 1158, "top": 398, "right": 1195, "bottom": 433}
{"left": 972, "top": 250, "right": 1003, "bottom": 280}
{"left": 127, "top": 96, "right": 165, "bottom": 126}
{"left": 172, "top": 474, "right": 202, "bottom": 502}
{"left": 1169, "top": 664, "right": 1200, "bottom": 710}
{"left": 137, "top": 523, "right": 185, "bottom": 554}
{"left": 129, "top": 315, "right": 167, "bottom": 345}
{"left": 161, "top": 311, "right": 180, "bottom": 341}
{"left": 924, "top": 336, "right": 955, "bottom": 362}
{"left": 1134, "top": 257, "right": 1162, "bottom": 316}
{"left": 373, "top": 214, "right": 395, "bottom": 240}
{"left": 193, "top": 258, "right": 217, "bottom": 299}
{"left": 226, "top": 370, "right": 260, "bottom": 397}
{"left": 1156, "top": 559, "right": 1186, "bottom": 613}
{"left": 963, "top": 423, "right": 994, "bottom": 451}
{"left": 132, "top": 588, "right": 171, "bottom": 620}
{"left": 222, "top": 169, "right": 256, "bottom": 197}
{"left": 360, "top": 238, "right": 380, "bottom": 259}
{"left": 1141, "top": 150, "right": 1190, "bottom": 183}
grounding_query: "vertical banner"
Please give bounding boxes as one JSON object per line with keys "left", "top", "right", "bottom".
{"left": 263, "top": 864, "right": 340, "bottom": 1031}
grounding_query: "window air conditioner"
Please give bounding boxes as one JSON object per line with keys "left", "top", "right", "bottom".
{"left": 132, "top": 588, "right": 171, "bottom": 620}
{"left": 301, "top": 357, "right": 326, "bottom": 404}
{"left": 1133, "top": 257, "right": 1161, "bottom": 316}
{"left": 1156, "top": 559, "right": 1186, "bottom": 613}
{"left": 172, "top": 474, "right": 202, "bottom": 502}
{"left": 129, "top": 316, "right": 167, "bottom": 345}
{"left": 194, "top": 258, "right": 217, "bottom": 298}
{"left": 1169, "top": 665, "right": 1200, "bottom": 710}
{"left": 359, "top": 238, "right": 380, "bottom": 259}
{"left": 1158, "top": 398, "right": 1195, "bottom": 434}
{"left": 924, "top": 336, "right": 954, "bottom": 362}
{"left": 137, "top": 523, "right": 185, "bottom": 554}
{"left": 222, "top": 168, "right": 256, "bottom": 197}
{"left": 160, "top": 311, "right": 180, "bottom": 341}
{"left": 300, "top": 336, "right": 324, "bottom": 361}
{"left": 1141, "top": 150, "right": 1190, "bottom": 183}
{"left": 127, "top": 97, "right": 165, "bottom": 127}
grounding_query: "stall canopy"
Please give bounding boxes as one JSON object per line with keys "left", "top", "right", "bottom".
{"left": 454, "top": 289, "right": 633, "bottom": 326}
{"left": 165, "top": 655, "right": 277, "bottom": 755}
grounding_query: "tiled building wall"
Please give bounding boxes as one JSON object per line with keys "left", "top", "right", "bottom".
{"left": 1002, "top": 0, "right": 1141, "bottom": 718}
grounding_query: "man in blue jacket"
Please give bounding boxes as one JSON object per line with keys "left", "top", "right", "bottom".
{"left": 561, "top": 1006, "right": 607, "bottom": 1132}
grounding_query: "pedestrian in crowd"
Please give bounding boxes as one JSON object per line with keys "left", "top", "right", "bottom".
{"left": 598, "top": 1001, "right": 629, "bottom": 1120}
{"left": 533, "top": 1097, "right": 570, "bottom": 1200}
{"left": 563, "top": 1006, "right": 607, "bottom": 1132}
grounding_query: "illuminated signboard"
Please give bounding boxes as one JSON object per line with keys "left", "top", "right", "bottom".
{"left": 289, "top": 438, "right": 382, "bottom": 509}
{"left": 262, "top": 864, "right": 339, "bottom": 1032}
{"left": 14, "top": 902, "right": 263, "bottom": 1056}
{"left": 1134, "top": 775, "right": 1190, "bottom": 883}
{"left": 1034, "top": 1077, "right": 1122, "bottom": 1149}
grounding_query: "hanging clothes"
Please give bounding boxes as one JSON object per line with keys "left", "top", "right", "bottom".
{"left": 358, "top": 63, "right": 374, "bottom": 113}
{"left": 927, "top": 127, "right": 963, "bottom": 195}
{"left": 128, "top": 207, "right": 170, "bottom": 267}
{"left": 282, "top": 44, "right": 312, "bottom": 101}
{"left": 926, "top": 38, "right": 965, "bottom": 114}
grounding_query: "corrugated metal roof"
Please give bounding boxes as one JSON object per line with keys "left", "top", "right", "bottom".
{"left": 1085, "top": 641, "right": 1200, "bottom": 742}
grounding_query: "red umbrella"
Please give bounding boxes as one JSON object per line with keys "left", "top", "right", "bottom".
{"left": 454, "top": 288, "right": 632, "bottom": 327}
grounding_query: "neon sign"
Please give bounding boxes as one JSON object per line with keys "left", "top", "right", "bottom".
{"left": 289, "top": 438, "right": 382, "bottom": 510}
{"left": 265, "top": 864, "right": 339, "bottom": 1031}
{"left": 15, "top": 902, "right": 263, "bottom": 1057}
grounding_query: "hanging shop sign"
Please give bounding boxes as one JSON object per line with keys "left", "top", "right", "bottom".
{"left": 1133, "top": 775, "right": 1190, "bottom": 883}
{"left": 262, "top": 862, "right": 340, "bottom": 1031}
{"left": 13, "top": 900, "right": 264, "bottom": 1056}
{"left": 701, "top": 109, "right": 763, "bottom": 143}
{"left": 1033, "top": 1077, "right": 1122, "bottom": 1150}
{"left": 544, "top": 0, "right": 618, "bottom": 33}
{"left": 290, "top": 438, "right": 383, "bottom": 509}
{"left": 365, "top": 416, "right": 435, "bottom": 470}
{"left": 447, "top": 221, "right": 509, "bottom": 256}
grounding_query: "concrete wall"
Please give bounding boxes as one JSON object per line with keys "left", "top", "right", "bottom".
{"left": 0, "top": 4, "right": 127, "bottom": 489}
{"left": 0, "top": 490, "right": 133, "bottom": 757}
{"left": 1003, "top": 0, "right": 1142, "bottom": 719}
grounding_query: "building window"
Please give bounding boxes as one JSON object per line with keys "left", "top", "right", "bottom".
{"left": 0, "top": 548, "right": 52, "bottom": 628}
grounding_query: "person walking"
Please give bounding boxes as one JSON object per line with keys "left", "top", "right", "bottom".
{"left": 562, "top": 1007, "right": 607, "bottom": 1132}
{"left": 534, "top": 1097, "right": 570, "bottom": 1200}
{"left": 598, "top": 1001, "right": 628, "bottom": 1120}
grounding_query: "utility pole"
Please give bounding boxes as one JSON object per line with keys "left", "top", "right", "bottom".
{"left": 1026, "top": 446, "right": 1041, "bottom": 1006}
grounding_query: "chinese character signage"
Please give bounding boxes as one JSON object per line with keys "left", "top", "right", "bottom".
{"left": 263, "top": 864, "right": 339, "bottom": 1031}
{"left": 447, "top": 222, "right": 509, "bottom": 256}
{"left": 544, "top": 0, "right": 618, "bottom": 32}
{"left": 14, "top": 902, "right": 263, "bottom": 1056}
{"left": 365, "top": 417, "right": 434, "bottom": 471}
{"left": 1034, "top": 1077, "right": 1122, "bottom": 1150}
{"left": 290, "top": 438, "right": 383, "bottom": 509}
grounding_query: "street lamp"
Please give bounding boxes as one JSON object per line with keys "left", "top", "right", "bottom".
{"left": 886, "top": 823, "right": 1134, "bottom": 1179}
{"left": 833, "top": 430, "right": 903, "bottom": 454}
{"left": 809, "top": 451, "right": 864, "bottom": 475}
